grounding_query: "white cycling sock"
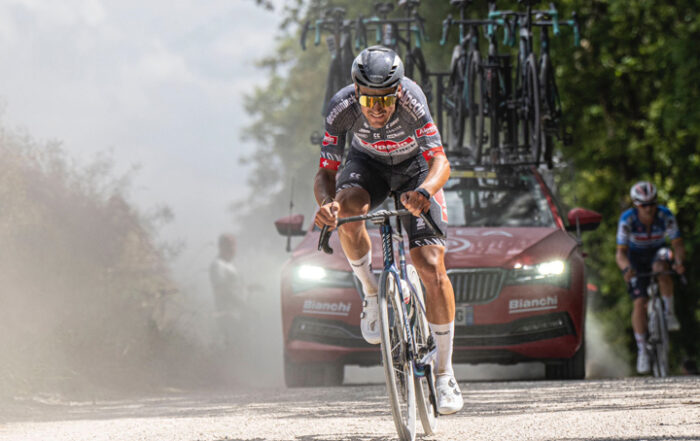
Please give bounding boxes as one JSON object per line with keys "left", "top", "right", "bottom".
{"left": 634, "top": 332, "right": 646, "bottom": 352}
{"left": 348, "top": 251, "right": 378, "bottom": 297}
{"left": 430, "top": 321, "right": 455, "bottom": 376}
{"left": 662, "top": 297, "right": 674, "bottom": 315}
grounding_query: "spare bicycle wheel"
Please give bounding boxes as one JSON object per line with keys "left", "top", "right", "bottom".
{"left": 378, "top": 270, "right": 416, "bottom": 441}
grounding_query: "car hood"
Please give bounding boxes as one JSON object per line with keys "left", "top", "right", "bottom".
{"left": 445, "top": 227, "right": 575, "bottom": 267}
{"left": 288, "top": 227, "right": 575, "bottom": 271}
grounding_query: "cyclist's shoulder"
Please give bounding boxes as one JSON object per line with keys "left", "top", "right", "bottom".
{"left": 656, "top": 205, "right": 675, "bottom": 217}
{"left": 326, "top": 84, "right": 360, "bottom": 127}
{"left": 397, "top": 77, "right": 431, "bottom": 122}
{"left": 619, "top": 207, "right": 637, "bottom": 222}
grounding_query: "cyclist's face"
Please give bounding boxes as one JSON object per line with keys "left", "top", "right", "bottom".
{"left": 636, "top": 203, "right": 657, "bottom": 223}
{"left": 356, "top": 85, "right": 400, "bottom": 129}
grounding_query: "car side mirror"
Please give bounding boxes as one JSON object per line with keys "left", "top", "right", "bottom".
{"left": 565, "top": 208, "right": 602, "bottom": 232}
{"left": 274, "top": 214, "right": 306, "bottom": 237}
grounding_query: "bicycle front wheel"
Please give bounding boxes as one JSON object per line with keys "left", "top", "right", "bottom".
{"left": 649, "top": 299, "right": 670, "bottom": 377}
{"left": 378, "top": 270, "right": 416, "bottom": 441}
{"left": 407, "top": 265, "right": 438, "bottom": 435}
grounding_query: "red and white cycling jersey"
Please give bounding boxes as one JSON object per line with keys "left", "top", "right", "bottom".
{"left": 319, "top": 78, "right": 444, "bottom": 170}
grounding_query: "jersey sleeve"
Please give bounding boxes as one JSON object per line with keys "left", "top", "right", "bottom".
{"left": 660, "top": 206, "right": 681, "bottom": 241}
{"left": 400, "top": 79, "right": 445, "bottom": 162}
{"left": 319, "top": 86, "right": 357, "bottom": 171}
{"left": 616, "top": 213, "right": 631, "bottom": 246}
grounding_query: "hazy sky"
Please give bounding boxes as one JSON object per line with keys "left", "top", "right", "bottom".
{"left": 0, "top": 1, "right": 283, "bottom": 292}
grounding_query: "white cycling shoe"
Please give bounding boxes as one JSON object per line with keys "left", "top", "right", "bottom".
{"left": 637, "top": 349, "right": 650, "bottom": 374}
{"left": 360, "top": 295, "right": 381, "bottom": 345}
{"left": 666, "top": 313, "right": 681, "bottom": 332}
{"left": 436, "top": 374, "right": 464, "bottom": 415}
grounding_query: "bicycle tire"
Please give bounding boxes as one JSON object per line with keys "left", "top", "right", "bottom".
{"left": 378, "top": 270, "right": 417, "bottom": 441}
{"left": 485, "top": 55, "right": 500, "bottom": 163}
{"left": 467, "top": 51, "right": 484, "bottom": 162}
{"left": 446, "top": 45, "right": 467, "bottom": 151}
{"left": 407, "top": 265, "right": 437, "bottom": 435}
{"left": 523, "top": 54, "right": 542, "bottom": 165}
{"left": 539, "top": 54, "right": 557, "bottom": 169}
{"left": 649, "top": 299, "right": 670, "bottom": 377}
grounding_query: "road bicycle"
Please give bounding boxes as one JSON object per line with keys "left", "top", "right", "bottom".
{"left": 356, "top": 1, "right": 433, "bottom": 105}
{"left": 318, "top": 195, "right": 444, "bottom": 441}
{"left": 534, "top": 4, "right": 579, "bottom": 168}
{"left": 440, "top": 0, "right": 493, "bottom": 155}
{"left": 631, "top": 270, "right": 686, "bottom": 378}
{"left": 301, "top": 7, "right": 357, "bottom": 117}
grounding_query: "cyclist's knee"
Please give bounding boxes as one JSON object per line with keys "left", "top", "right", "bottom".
{"left": 336, "top": 187, "right": 370, "bottom": 216}
{"left": 652, "top": 260, "right": 669, "bottom": 273}
{"left": 410, "top": 246, "right": 448, "bottom": 288}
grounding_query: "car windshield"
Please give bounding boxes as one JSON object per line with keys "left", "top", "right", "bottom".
{"left": 443, "top": 170, "right": 555, "bottom": 227}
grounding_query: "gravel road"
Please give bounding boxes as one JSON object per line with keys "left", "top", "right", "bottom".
{"left": 1, "top": 376, "right": 699, "bottom": 441}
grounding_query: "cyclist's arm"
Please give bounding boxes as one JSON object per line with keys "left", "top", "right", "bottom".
{"left": 402, "top": 153, "right": 450, "bottom": 216}
{"left": 419, "top": 154, "right": 451, "bottom": 196}
{"left": 616, "top": 245, "right": 634, "bottom": 282}
{"left": 314, "top": 168, "right": 337, "bottom": 206}
{"left": 671, "top": 237, "right": 686, "bottom": 274}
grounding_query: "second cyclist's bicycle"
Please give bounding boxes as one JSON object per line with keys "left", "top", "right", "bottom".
{"left": 318, "top": 194, "right": 444, "bottom": 441}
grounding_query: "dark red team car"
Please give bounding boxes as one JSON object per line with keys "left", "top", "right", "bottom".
{"left": 275, "top": 159, "right": 601, "bottom": 387}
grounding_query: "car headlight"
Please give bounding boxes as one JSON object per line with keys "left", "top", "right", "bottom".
{"left": 505, "top": 259, "right": 570, "bottom": 287}
{"left": 291, "top": 265, "right": 355, "bottom": 293}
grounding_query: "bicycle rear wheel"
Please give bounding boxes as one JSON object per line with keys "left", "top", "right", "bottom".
{"left": 378, "top": 270, "right": 416, "bottom": 441}
{"left": 446, "top": 46, "right": 467, "bottom": 151}
{"left": 648, "top": 299, "right": 670, "bottom": 378}
{"left": 467, "top": 51, "right": 484, "bottom": 162}
{"left": 407, "top": 265, "right": 437, "bottom": 435}
{"left": 522, "top": 54, "right": 542, "bottom": 164}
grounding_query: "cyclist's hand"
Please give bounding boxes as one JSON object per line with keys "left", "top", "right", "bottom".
{"left": 673, "top": 261, "right": 686, "bottom": 275}
{"left": 314, "top": 201, "right": 340, "bottom": 229}
{"left": 401, "top": 190, "right": 431, "bottom": 217}
{"left": 623, "top": 268, "right": 636, "bottom": 283}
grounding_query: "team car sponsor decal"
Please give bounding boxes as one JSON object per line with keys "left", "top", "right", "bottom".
{"left": 422, "top": 146, "right": 445, "bottom": 161}
{"left": 319, "top": 157, "right": 341, "bottom": 171}
{"left": 415, "top": 122, "right": 438, "bottom": 138}
{"left": 509, "top": 296, "right": 558, "bottom": 314}
{"left": 303, "top": 300, "right": 351, "bottom": 316}
{"left": 445, "top": 237, "right": 471, "bottom": 253}
{"left": 322, "top": 132, "right": 338, "bottom": 146}
{"left": 357, "top": 136, "right": 417, "bottom": 154}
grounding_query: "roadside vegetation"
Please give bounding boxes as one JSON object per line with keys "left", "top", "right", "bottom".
{"left": 0, "top": 126, "right": 215, "bottom": 398}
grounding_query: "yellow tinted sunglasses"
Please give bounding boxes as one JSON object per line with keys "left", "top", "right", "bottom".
{"left": 358, "top": 93, "right": 398, "bottom": 108}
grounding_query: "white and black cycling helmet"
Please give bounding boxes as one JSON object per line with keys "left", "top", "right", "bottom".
{"left": 630, "top": 181, "right": 657, "bottom": 205}
{"left": 351, "top": 45, "right": 404, "bottom": 89}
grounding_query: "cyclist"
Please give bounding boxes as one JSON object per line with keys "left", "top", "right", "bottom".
{"left": 313, "top": 46, "right": 463, "bottom": 415}
{"left": 616, "top": 181, "right": 686, "bottom": 374}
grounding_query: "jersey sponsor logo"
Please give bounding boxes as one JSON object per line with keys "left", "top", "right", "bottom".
{"left": 322, "top": 132, "right": 338, "bottom": 146}
{"left": 415, "top": 122, "right": 438, "bottom": 138}
{"left": 319, "top": 157, "right": 341, "bottom": 171}
{"left": 434, "top": 189, "right": 448, "bottom": 223}
{"left": 399, "top": 89, "right": 426, "bottom": 120}
{"left": 358, "top": 136, "right": 417, "bottom": 154}
{"left": 509, "top": 296, "right": 558, "bottom": 314}
{"left": 326, "top": 95, "right": 356, "bottom": 126}
{"left": 422, "top": 146, "right": 445, "bottom": 161}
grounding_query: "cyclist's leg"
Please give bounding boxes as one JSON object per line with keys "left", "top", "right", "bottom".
{"left": 628, "top": 253, "right": 652, "bottom": 372}
{"left": 335, "top": 150, "right": 390, "bottom": 268}
{"left": 652, "top": 247, "right": 679, "bottom": 329}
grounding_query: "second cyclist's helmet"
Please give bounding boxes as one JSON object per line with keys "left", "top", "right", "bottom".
{"left": 351, "top": 46, "right": 404, "bottom": 89}
{"left": 630, "top": 181, "right": 657, "bottom": 205}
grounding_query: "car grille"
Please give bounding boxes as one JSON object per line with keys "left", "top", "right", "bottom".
{"left": 448, "top": 268, "right": 507, "bottom": 304}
